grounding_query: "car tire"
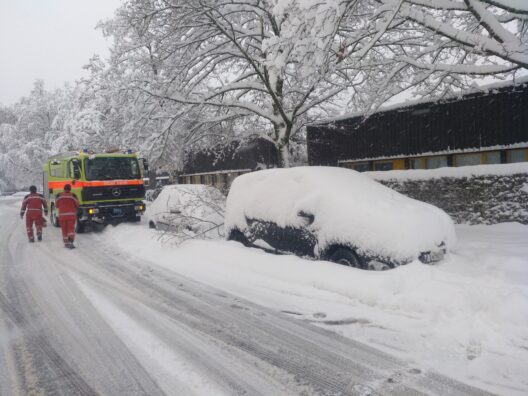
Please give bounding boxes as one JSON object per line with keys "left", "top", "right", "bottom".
{"left": 228, "top": 229, "right": 250, "bottom": 247}
{"left": 327, "top": 247, "right": 364, "bottom": 269}
{"left": 149, "top": 220, "right": 156, "bottom": 229}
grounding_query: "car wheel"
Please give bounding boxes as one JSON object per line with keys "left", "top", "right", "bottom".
{"left": 228, "top": 229, "right": 250, "bottom": 247}
{"left": 149, "top": 220, "right": 156, "bottom": 229}
{"left": 327, "top": 247, "right": 363, "bottom": 268}
{"left": 50, "top": 205, "right": 60, "bottom": 227}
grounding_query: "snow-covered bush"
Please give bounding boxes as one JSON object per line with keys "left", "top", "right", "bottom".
{"left": 369, "top": 164, "right": 528, "bottom": 225}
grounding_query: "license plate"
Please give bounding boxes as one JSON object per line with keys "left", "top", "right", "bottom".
{"left": 420, "top": 250, "right": 444, "bottom": 264}
{"left": 113, "top": 208, "right": 124, "bottom": 216}
{"left": 429, "top": 250, "right": 444, "bottom": 262}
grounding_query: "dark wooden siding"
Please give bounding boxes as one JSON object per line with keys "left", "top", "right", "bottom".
{"left": 183, "top": 138, "right": 279, "bottom": 174}
{"left": 307, "top": 82, "right": 528, "bottom": 166}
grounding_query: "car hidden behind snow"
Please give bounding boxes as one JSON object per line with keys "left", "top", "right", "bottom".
{"left": 225, "top": 167, "right": 456, "bottom": 270}
{"left": 148, "top": 184, "right": 225, "bottom": 239}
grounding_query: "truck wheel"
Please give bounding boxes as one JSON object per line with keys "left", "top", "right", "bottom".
{"left": 76, "top": 221, "right": 86, "bottom": 234}
{"left": 50, "top": 205, "right": 60, "bottom": 227}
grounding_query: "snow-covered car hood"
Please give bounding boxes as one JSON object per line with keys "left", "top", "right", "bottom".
{"left": 225, "top": 167, "right": 456, "bottom": 263}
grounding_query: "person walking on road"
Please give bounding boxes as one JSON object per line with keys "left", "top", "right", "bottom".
{"left": 20, "top": 185, "right": 48, "bottom": 242}
{"left": 55, "top": 184, "right": 80, "bottom": 249}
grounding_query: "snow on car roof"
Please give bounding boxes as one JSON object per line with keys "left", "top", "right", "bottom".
{"left": 225, "top": 167, "right": 456, "bottom": 262}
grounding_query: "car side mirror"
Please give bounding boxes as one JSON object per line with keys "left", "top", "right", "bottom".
{"left": 297, "top": 210, "right": 314, "bottom": 225}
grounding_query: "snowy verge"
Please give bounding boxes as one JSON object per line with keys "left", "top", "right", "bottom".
{"left": 100, "top": 222, "right": 528, "bottom": 395}
{"left": 366, "top": 162, "right": 528, "bottom": 181}
{"left": 367, "top": 164, "right": 528, "bottom": 225}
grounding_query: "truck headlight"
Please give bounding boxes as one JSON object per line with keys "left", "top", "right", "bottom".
{"left": 88, "top": 208, "right": 99, "bottom": 215}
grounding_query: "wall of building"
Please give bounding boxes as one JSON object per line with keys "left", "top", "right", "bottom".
{"left": 368, "top": 163, "right": 528, "bottom": 224}
{"left": 307, "top": 81, "right": 528, "bottom": 168}
{"left": 339, "top": 147, "right": 528, "bottom": 172}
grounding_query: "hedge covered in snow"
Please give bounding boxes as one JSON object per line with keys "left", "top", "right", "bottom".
{"left": 367, "top": 163, "right": 528, "bottom": 225}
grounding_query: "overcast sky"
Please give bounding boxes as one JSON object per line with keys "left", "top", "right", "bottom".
{"left": 0, "top": 0, "right": 122, "bottom": 105}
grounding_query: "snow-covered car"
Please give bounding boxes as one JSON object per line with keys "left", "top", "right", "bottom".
{"left": 225, "top": 167, "right": 456, "bottom": 270}
{"left": 148, "top": 184, "right": 225, "bottom": 238}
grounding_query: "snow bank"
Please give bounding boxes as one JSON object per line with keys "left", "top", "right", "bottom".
{"left": 225, "top": 167, "right": 455, "bottom": 262}
{"left": 103, "top": 222, "right": 528, "bottom": 395}
{"left": 367, "top": 162, "right": 528, "bottom": 181}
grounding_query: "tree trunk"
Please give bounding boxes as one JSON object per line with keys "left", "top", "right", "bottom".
{"left": 274, "top": 123, "right": 291, "bottom": 168}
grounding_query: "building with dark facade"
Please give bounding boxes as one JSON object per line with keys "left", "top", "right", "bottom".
{"left": 179, "top": 138, "right": 279, "bottom": 189}
{"left": 307, "top": 79, "right": 528, "bottom": 172}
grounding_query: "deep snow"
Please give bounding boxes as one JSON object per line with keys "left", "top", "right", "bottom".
{"left": 103, "top": 220, "right": 528, "bottom": 395}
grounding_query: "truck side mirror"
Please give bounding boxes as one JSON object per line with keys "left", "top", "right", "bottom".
{"left": 71, "top": 159, "right": 81, "bottom": 179}
{"left": 141, "top": 158, "right": 149, "bottom": 172}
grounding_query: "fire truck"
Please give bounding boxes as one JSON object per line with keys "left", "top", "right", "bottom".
{"left": 43, "top": 150, "right": 147, "bottom": 232}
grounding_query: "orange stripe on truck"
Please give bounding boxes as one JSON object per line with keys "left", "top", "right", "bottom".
{"left": 48, "top": 180, "right": 144, "bottom": 189}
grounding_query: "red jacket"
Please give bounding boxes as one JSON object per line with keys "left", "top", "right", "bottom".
{"left": 20, "top": 192, "right": 48, "bottom": 217}
{"left": 55, "top": 192, "right": 80, "bottom": 218}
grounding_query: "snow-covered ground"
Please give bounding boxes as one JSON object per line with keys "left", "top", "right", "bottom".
{"left": 103, "top": 221, "right": 528, "bottom": 395}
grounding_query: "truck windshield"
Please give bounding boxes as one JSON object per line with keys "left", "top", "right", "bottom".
{"left": 84, "top": 157, "right": 141, "bottom": 181}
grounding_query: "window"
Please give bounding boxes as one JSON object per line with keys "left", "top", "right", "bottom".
{"left": 50, "top": 162, "right": 64, "bottom": 177}
{"left": 84, "top": 157, "right": 140, "bottom": 180}
{"left": 426, "top": 156, "right": 448, "bottom": 169}
{"left": 411, "top": 158, "right": 424, "bottom": 169}
{"left": 352, "top": 162, "right": 370, "bottom": 172}
{"left": 374, "top": 161, "right": 393, "bottom": 171}
{"left": 485, "top": 151, "right": 501, "bottom": 164}
{"left": 454, "top": 153, "right": 481, "bottom": 167}
{"left": 509, "top": 149, "right": 526, "bottom": 163}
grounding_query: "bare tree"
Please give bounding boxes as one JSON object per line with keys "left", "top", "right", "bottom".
{"left": 85, "top": 0, "right": 528, "bottom": 166}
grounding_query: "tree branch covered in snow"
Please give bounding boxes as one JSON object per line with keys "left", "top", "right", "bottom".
{"left": 1, "top": 0, "right": 526, "bottom": 184}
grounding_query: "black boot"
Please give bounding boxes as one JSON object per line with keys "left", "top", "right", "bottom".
{"left": 37, "top": 234, "right": 42, "bottom": 241}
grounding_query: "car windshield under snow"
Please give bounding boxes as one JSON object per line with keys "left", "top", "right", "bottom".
{"left": 84, "top": 157, "right": 141, "bottom": 181}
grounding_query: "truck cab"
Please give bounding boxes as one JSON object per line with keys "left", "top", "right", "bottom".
{"left": 43, "top": 150, "right": 147, "bottom": 231}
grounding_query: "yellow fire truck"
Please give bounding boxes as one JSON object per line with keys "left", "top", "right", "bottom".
{"left": 43, "top": 150, "right": 147, "bottom": 232}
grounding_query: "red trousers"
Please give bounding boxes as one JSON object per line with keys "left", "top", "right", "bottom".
{"left": 26, "top": 212, "right": 43, "bottom": 241}
{"left": 59, "top": 216, "right": 76, "bottom": 244}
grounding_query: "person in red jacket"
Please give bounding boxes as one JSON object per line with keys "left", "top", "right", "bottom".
{"left": 20, "top": 185, "right": 48, "bottom": 242}
{"left": 55, "top": 184, "right": 80, "bottom": 249}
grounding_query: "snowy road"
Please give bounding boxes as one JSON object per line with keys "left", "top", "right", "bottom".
{"left": 0, "top": 197, "right": 492, "bottom": 395}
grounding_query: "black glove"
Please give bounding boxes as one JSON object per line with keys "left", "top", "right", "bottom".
{"left": 20, "top": 212, "right": 24, "bottom": 219}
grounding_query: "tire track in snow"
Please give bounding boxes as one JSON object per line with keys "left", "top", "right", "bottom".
{"left": 0, "top": 199, "right": 165, "bottom": 396}
{"left": 65, "top": 234, "right": 493, "bottom": 396}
